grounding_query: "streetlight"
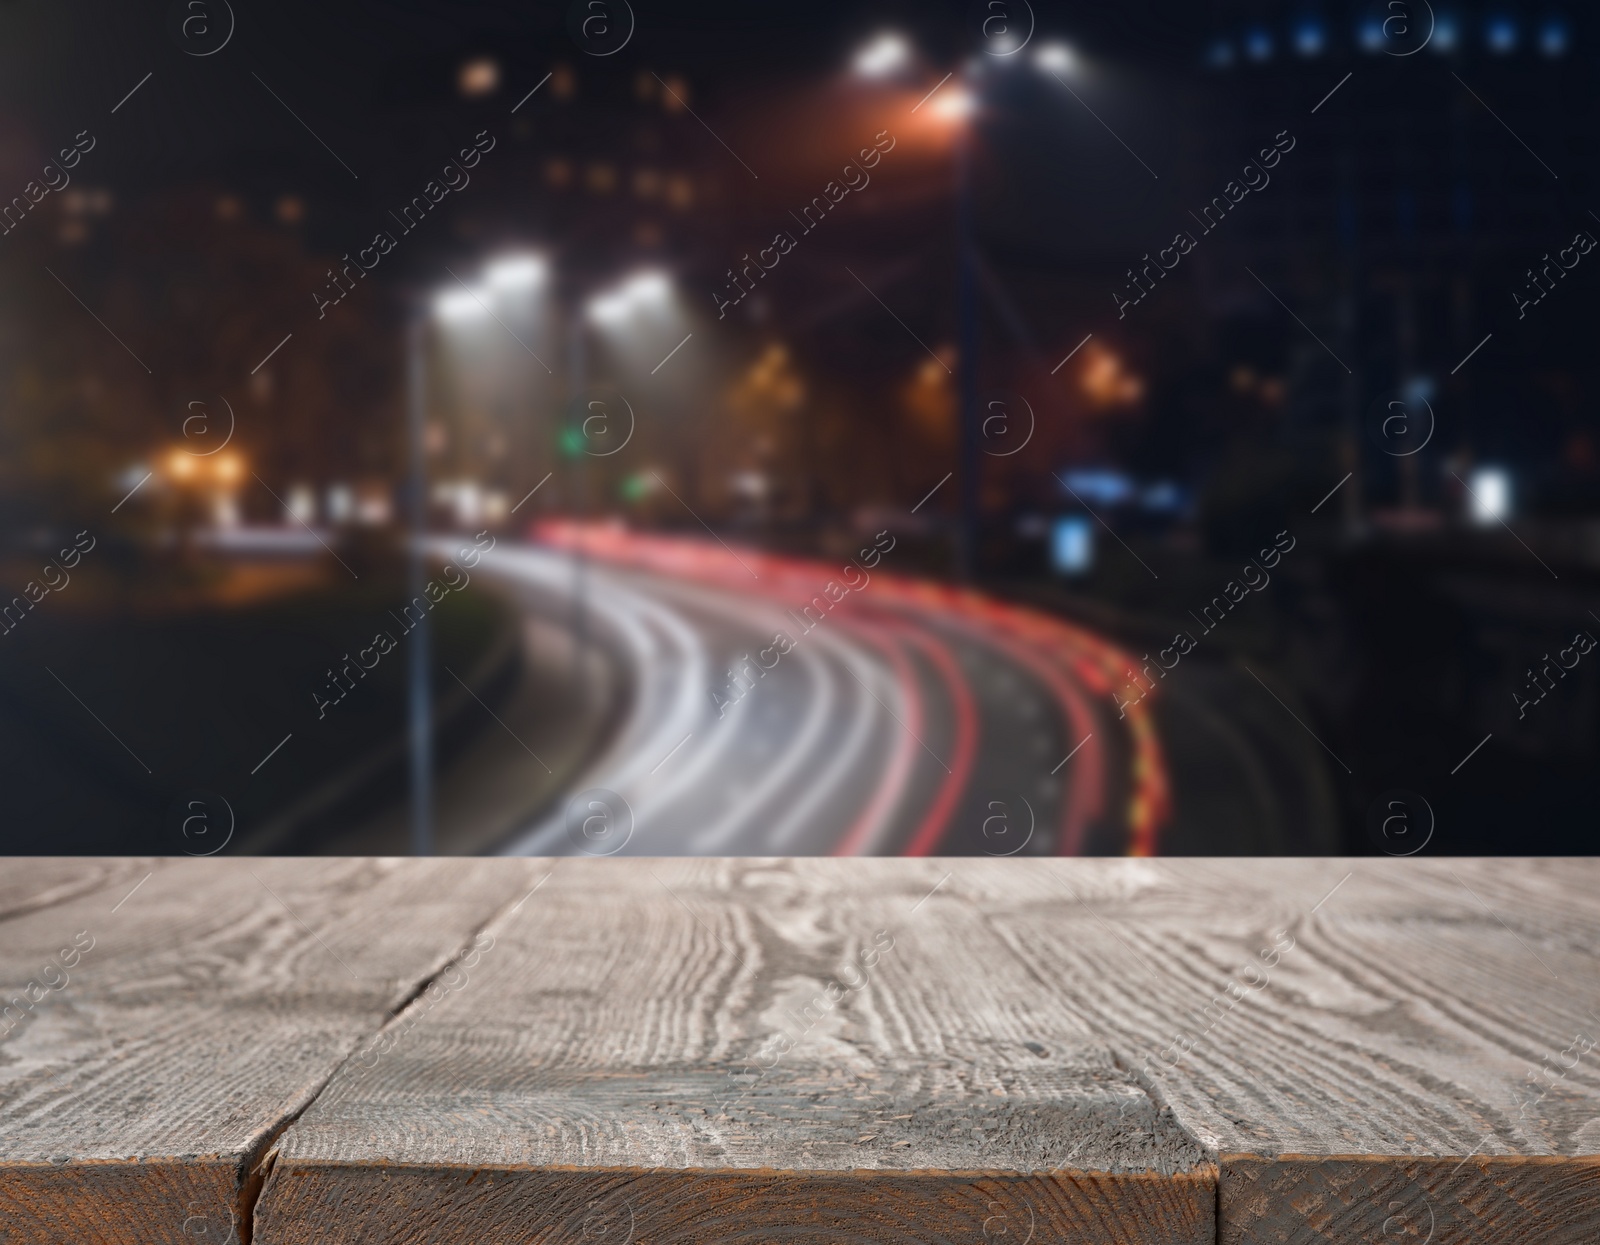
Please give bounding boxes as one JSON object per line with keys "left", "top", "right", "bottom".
{"left": 852, "top": 32, "right": 1105, "bottom": 579}
{"left": 485, "top": 253, "right": 548, "bottom": 291}
{"left": 433, "top": 288, "right": 490, "bottom": 323}
{"left": 1467, "top": 468, "right": 1511, "bottom": 525}
{"left": 1033, "top": 43, "right": 1075, "bottom": 74}
{"left": 930, "top": 85, "right": 977, "bottom": 121}
{"left": 853, "top": 32, "right": 911, "bottom": 78}
{"left": 854, "top": 32, "right": 986, "bottom": 578}
{"left": 407, "top": 250, "right": 549, "bottom": 855}
{"left": 570, "top": 267, "right": 677, "bottom": 647}
{"left": 585, "top": 268, "right": 671, "bottom": 326}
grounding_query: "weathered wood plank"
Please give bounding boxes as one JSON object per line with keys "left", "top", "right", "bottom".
{"left": 258, "top": 1166, "right": 1214, "bottom": 1245}
{"left": 0, "top": 857, "right": 158, "bottom": 924}
{"left": 982, "top": 858, "right": 1600, "bottom": 1244}
{"left": 254, "top": 859, "right": 1215, "bottom": 1245}
{"left": 10, "top": 858, "right": 1596, "bottom": 1244}
{"left": 0, "top": 857, "right": 535, "bottom": 1245}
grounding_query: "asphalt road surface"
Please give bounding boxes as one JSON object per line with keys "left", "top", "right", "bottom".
{"left": 468, "top": 528, "right": 1214, "bottom": 857}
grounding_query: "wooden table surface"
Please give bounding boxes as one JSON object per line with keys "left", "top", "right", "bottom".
{"left": 1, "top": 858, "right": 1596, "bottom": 1244}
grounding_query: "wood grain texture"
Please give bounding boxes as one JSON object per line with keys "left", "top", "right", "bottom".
{"left": 258, "top": 1165, "right": 1214, "bottom": 1245}
{"left": 981, "top": 858, "right": 1600, "bottom": 1244}
{"left": 8, "top": 858, "right": 1598, "bottom": 1245}
{"left": 0, "top": 857, "right": 157, "bottom": 923}
{"left": 255, "top": 858, "right": 1214, "bottom": 1245}
{"left": 0, "top": 857, "right": 536, "bottom": 1245}
{"left": 1221, "top": 1155, "right": 1600, "bottom": 1245}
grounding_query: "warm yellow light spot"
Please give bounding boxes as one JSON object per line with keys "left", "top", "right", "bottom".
{"left": 458, "top": 57, "right": 500, "bottom": 98}
{"left": 930, "top": 86, "right": 976, "bottom": 122}
{"left": 1079, "top": 342, "right": 1144, "bottom": 406}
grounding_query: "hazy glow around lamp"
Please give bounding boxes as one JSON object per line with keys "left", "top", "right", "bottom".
{"left": 1034, "top": 43, "right": 1074, "bottom": 73}
{"left": 588, "top": 270, "right": 674, "bottom": 324}
{"left": 931, "top": 85, "right": 976, "bottom": 121}
{"left": 586, "top": 292, "right": 631, "bottom": 325}
{"left": 853, "top": 33, "right": 910, "bottom": 77}
{"left": 1468, "top": 467, "right": 1510, "bottom": 525}
{"left": 621, "top": 271, "right": 670, "bottom": 304}
{"left": 485, "top": 255, "right": 547, "bottom": 291}
{"left": 434, "top": 288, "right": 490, "bottom": 322}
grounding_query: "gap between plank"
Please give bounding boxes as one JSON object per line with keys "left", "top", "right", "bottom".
{"left": 231, "top": 865, "right": 556, "bottom": 1245}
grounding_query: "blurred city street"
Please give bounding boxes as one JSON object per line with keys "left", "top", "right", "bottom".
{"left": 314, "top": 528, "right": 1334, "bottom": 857}
{"left": 0, "top": 2, "right": 1595, "bottom": 855}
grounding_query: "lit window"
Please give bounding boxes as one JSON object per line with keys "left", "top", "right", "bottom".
{"left": 458, "top": 57, "right": 500, "bottom": 97}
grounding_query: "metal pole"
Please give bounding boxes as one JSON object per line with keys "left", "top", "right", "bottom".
{"left": 956, "top": 118, "right": 981, "bottom": 581}
{"left": 405, "top": 313, "right": 434, "bottom": 856}
{"left": 568, "top": 304, "right": 588, "bottom": 657}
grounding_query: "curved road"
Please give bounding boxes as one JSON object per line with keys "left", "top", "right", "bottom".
{"left": 472, "top": 528, "right": 1172, "bottom": 857}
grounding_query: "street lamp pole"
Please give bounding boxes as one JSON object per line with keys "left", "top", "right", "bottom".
{"left": 854, "top": 38, "right": 1080, "bottom": 579}
{"left": 404, "top": 311, "right": 434, "bottom": 856}
{"left": 567, "top": 302, "right": 588, "bottom": 658}
{"left": 955, "top": 112, "right": 982, "bottom": 582}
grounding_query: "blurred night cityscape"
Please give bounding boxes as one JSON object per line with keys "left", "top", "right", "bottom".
{"left": 0, "top": 0, "right": 1595, "bottom": 857}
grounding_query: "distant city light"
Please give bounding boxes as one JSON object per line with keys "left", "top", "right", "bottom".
{"left": 1433, "top": 14, "right": 1461, "bottom": 53}
{"left": 457, "top": 481, "right": 483, "bottom": 526}
{"left": 116, "top": 464, "right": 150, "bottom": 497}
{"left": 930, "top": 85, "right": 976, "bottom": 121}
{"left": 1359, "top": 17, "right": 1386, "bottom": 53}
{"left": 286, "top": 484, "right": 316, "bottom": 526}
{"left": 1051, "top": 515, "right": 1094, "bottom": 575}
{"left": 587, "top": 269, "right": 674, "bottom": 325}
{"left": 1141, "top": 481, "right": 1184, "bottom": 513}
{"left": 434, "top": 288, "right": 490, "bottom": 322}
{"left": 853, "top": 33, "right": 910, "bottom": 78}
{"left": 1078, "top": 342, "right": 1143, "bottom": 406}
{"left": 356, "top": 492, "right": 392, "bottom": 526}
{"left": 621, "top": 271, "right": 670, "bottom": 304}
{"left": 485, "top": 254, "right": 548, "bottom": 291}
{"left": 432, "top": 480, "right": 485, "bottom": 526}
{"left": 1060, "top": 468, "right": 1134, "bottom": 506}
{"left": 621, "top": 471, "right": 663, "bottom": 502}
{"left": 1292, "top": 20, "right": 1325, "bottom": 57}
{"left": 1539, "top": 18, "right": 1570, "bottom": 57}
{"left": 458, "top": 57, "right": 500, "bottom": 97}
{"left": 1486, "top": 15, "right": 1517, "bottom": 54}
{"left": 327, "top": 483, "right": 354, "bottom": 525}
{"left": 1244, "top": 27, "right": 1274, "bottom": 61}
{"left": 163, "top": 448, "right": 245, "bottom": 488}
{"left": 587, "top": 293, "right": 632, "bottom": 326}
{"left": 1468, "top": 467, "right": 1511, "bottom": 524}
{"left": 1403, "top": 376, "right": 1435, "bottom": 406}
{"left": 730, "top": 469, "right": 770, "bottom": 501}
{"left": 1034, "top": 43, "right": 1075, "bottom": 74}
{"left": 1207, "top": 39, "right": 1235, "bottom": 68}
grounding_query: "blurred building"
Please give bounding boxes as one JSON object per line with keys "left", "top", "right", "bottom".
{"left": 1184, "top": 5, "right": 1590, "bottom": 525}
